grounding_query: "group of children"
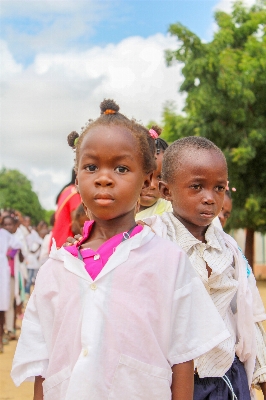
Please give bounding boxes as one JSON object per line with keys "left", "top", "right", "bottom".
{"left": 11, "top": 99, "right": 266, "bottom": 399}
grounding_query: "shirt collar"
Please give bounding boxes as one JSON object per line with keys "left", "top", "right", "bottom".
{"left": 165, "top": 213, "right": 222, "bottom": 252}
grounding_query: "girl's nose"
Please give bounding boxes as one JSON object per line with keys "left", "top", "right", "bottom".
{"left": 94, "top": 173, "right": 114, "bottom": 187}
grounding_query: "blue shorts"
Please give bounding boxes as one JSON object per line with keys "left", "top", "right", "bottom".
{"left": 194, "top": 356, "right": 251, "bottom": 400}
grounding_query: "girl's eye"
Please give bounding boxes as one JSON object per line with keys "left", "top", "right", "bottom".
{"left": 115, "top": 166, "right": 129, "bottom": 173}
{"left": 157, "top": 175, "right": 162, "bottom": 181}
{"left": 85, "top": 165, "right": 97, "bottom": 172}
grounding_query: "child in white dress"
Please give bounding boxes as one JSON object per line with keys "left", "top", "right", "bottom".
{"left": 12, "top": 102, "right": 228, "bottom": 400}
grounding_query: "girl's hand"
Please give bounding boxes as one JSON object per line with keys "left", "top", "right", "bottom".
{"left": 33, "top": 376, "right": 44, "bottom": 400}
{"left": 63, "top": 234, "right": 83, "bottom": 247}
{"left": 171, "top": 360, "right": 194, "bottom": 400}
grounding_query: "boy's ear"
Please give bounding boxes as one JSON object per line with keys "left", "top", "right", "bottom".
{"left": 159, "top": 181, "right": 172, "bottom": 202}
{"left": 142, "top": 172, "right": 153, "bottom": 189}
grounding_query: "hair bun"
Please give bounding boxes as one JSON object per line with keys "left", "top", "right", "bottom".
{"left": 100, "top": 99, "right": 120, "bottom": 115}
{"left": 67, "top": 131, "right": 79, "bottom": 148}
{"left": 150, "top": 125, "right": 162, "bottom": 136}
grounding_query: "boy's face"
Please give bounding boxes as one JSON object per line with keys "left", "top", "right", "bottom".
{"left": 160, "top": 149, "right": 228, "bottom": 231}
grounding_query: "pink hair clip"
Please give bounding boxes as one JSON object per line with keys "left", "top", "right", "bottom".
{"left": 149, "top": 129, "right": 159, "bottom": 139}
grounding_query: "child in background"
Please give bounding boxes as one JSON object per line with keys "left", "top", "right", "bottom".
{"left": 143, "top": 136, "right": 266, "bottom": 399}
{"left": 2, "top": 216, "right": 24, "bottom": 341}
{"left": 218, "top": 190, "right": 233, "bottom": 228}
{"left": 136, "top": 126, "right": 172, "bottom": 220}
{"left": 71, "top": 203, "right": 90, "bottom": 235}
{"left": 12, "top": 100, "right": 229, "bottom": 400}
{"left": 0, "top": 221, "right": 21, "bottom": 352}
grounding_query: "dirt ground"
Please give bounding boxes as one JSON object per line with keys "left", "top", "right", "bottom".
{"left": 1, "top": 282, "right": 266, "bottom": 399}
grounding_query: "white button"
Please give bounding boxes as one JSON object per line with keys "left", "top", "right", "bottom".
{"left": 90, "top": 283, "right": 97, "bottom": 290}
{"left": 83, "top": 348, "right": 88, "bottom": 356}
{"left": 94, "top": 254, "right": 100, "bottom": 260}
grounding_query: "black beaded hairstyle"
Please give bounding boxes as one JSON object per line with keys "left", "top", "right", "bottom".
{"left": 67, "top": 99, "right": 156, "bottom": 174}
{"left": 161, "top": 136, "right": 227, "bottom": 183}
{"left": 149, "top": 125, "right": 168, "bottom": 155}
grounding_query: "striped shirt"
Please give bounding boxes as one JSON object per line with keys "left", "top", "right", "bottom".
{"left": 159, "top": 212, "right": 266, "bottom": 384}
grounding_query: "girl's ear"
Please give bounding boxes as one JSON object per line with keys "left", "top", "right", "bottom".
{"left": 142, "top": 172, "right": 153, "bottom": 189}
{"left": 75, "top": 177, "right": 79, "bottom": 192}
{"left": 82, "top": 202, "right": 92, "bottom": 220}
{"left": 159, "top": 181, "right": 172, "bottom": 202}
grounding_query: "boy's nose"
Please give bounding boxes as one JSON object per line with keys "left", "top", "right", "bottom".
{"left": 202, "top": 191, "right": 215, "bottom": 204}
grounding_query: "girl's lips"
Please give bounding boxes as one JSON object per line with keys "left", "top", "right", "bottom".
{"left": 94, "top": 194, "right": 114, "bottom": 206}
{"left": 94, "top": 199, "right": 114, "bottom": 206}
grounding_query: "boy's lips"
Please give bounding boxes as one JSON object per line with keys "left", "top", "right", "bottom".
{"left": 200, "top": 211, "right": 215, "bottom": 218}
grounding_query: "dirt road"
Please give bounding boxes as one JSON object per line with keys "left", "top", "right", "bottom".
{"left": 1, "top": 282, "right": 266, "bottom": 399}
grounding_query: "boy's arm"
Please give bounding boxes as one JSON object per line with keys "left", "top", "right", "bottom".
{"left": 171, "top": 360, "right": 194, "bottom": 400}
{"left": 33, "top": 376, "right": 44, "bottom": 400}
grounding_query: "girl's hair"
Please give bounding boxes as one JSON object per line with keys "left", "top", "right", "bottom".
{"left": 162, "top": 136, "right": 227, "bottom": 182}
{"left": 67, "top": 99, "right": 156, "bottom": 174}
{"left": 55, "top": 169, "right": 76, "bottom": 205}
{"left": 149, "top": 125, "right": 168, "bottom": 155}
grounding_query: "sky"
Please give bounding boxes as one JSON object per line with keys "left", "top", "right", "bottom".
{"left": 0, "top": 0, "right": 256, "bottom": 210}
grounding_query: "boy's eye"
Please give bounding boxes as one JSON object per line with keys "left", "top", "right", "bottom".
{"left": 85, "top": 165, "right": 97, "bottom": 172}
{"left": 115, "top": 166, "right": 129, "bottom": 173}
{"left": 190, "top": 184, "right": 202, "bottom": 190}
{"left": 215, "top": 186, "right": 225, "bottom": 192}
{"left": 156, "top": 174, "right": 162, "bottom": 181}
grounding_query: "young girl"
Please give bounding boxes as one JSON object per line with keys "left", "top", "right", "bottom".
{"left": 11, "top": 101, "right": 229, "bottom": 400}
{"left": 143, "top": 136, "right": 266, "bottom": 399}
{"left": 136, "top": 125, "right": 172, "bottom": 220}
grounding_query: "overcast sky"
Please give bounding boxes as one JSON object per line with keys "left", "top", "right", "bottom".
{"left": 0, "top": 0, "right": 255, "bottom": 210}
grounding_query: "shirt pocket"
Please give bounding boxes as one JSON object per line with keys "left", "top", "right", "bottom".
{"left": 108, "top": 354, "right": 172, "bottom": 400}
{"left": 43, "top": 366, "right": 71, "bottom": 400}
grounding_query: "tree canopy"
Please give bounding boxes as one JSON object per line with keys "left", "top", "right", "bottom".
{"left": 163, "top": 0, "right": 266, "bottom": 239}
{"left": 0, "top": 168, "right": 44, "bottom": 224}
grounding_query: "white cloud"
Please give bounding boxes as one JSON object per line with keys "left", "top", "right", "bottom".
{"left": 0, "top": 0, "right": 111, "bottom": 58}
{"left": 214, "top": 0, "right": 256, "bottom": 13}
{"left": 0, "top": 34, "right": 184, "bottom": 210}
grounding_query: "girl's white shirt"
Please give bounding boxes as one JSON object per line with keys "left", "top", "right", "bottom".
{"left": 11, "top": 226, "right": 229, "bottom": 400}
{"left": 143, "top": 212, "right": 266, "bottom": 391}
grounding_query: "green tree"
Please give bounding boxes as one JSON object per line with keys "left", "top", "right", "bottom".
{"left": 164, "top": 0, "right": 266, "bottom": 267}
{"left": 0, "top": 168, "right": 44, "bottom": 224}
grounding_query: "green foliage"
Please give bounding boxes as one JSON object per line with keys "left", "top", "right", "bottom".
{"left": 0, "top": 168, "right": 45, "bottom": 224}
{"left": 164, "top": 0, "right": 266, "bottom": 232}
{"left": 43, "top": 209, "right": 55, "bottom": 226}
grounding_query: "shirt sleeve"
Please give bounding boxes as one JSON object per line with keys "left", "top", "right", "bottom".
{"left": 252, "top": 322, "right": 266, "bottom": 388}
{"left": 11, "top": 289, "right": 49, "bottom": 386}
{"left": 167, "top": 254, "right": 230, "bottom": 366}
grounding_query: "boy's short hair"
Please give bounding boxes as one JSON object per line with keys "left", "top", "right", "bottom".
{"left": 161, "top": 136, "right": 227, "bottom": 183}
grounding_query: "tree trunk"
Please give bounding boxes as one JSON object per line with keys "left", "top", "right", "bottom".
{"left": 245, "top": 228, "right": 255, "bottom": 270}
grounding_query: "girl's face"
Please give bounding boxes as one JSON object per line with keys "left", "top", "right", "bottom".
{"left": 140, "top": 152, "right": 163, "bottom": 208}
{"left": 218, "top": 195, "right": 232, "bottom": 228}
{"left": 76, "top": 125, "right": 150, "bottom": 221}
{"left": 160, "top": 149, "right": 228, "bottom": 232}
